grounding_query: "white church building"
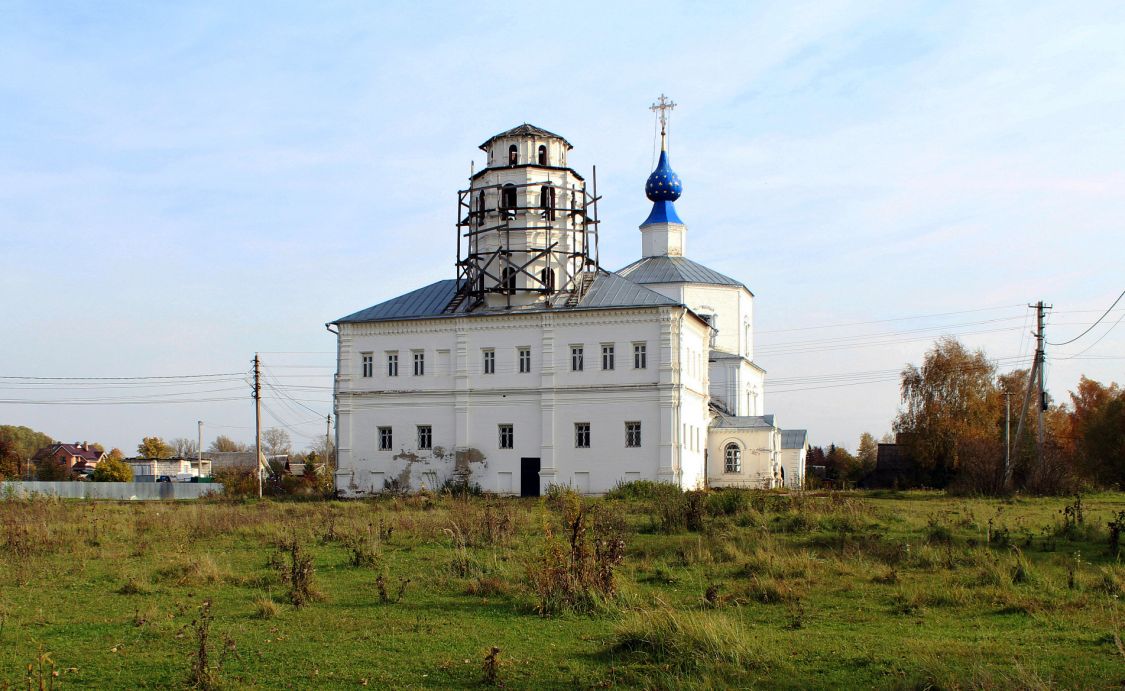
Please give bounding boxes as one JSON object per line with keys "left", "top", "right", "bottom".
{"left": 329, "top": 104, "right": 808, "bottom": 496}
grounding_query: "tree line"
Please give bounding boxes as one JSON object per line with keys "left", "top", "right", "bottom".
{"left": 811, "top": 336, "right": 1123, "bottom": 494}
{"left": 0, "top": 426, "right": 333, "bottom": 486}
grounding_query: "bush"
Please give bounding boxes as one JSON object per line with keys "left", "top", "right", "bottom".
{"left": 612, "top": 608, "right": 782, "bottom": 677}
{"left": 604, "top": 480, "right": 682, "bottom": 502}
{"left": 705, "top": 489, "right": 749, "bottom": 517}
{"left": 527, "top": 493, "right": 626, "bottom": 615}
{"left": 92, "top": 456, "right": 133, "bottom": 482}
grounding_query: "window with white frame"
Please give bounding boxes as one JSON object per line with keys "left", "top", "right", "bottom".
{"left": 378, "top": 427, "right": 393, "bottom": 450}
{"left": 417, "top": 425, "right": 432, "bottom": 450}
{"left": 601, "top": 344, "right": 615, "bottom": 370}
{"left": 518, "top": 347, "right": 531, "bottom": 373}
{"left": 386, "top": 352, "right": 398, "bottom": 377}
{"left": 633, "top": 342, "right": 647, "bottom": 369}
{"left": 413, "top": 350, "right": 425, "bottom": 376}
{"left": 625, "top": 421, "right": 642, "bottom": 448}
{"left": 361, "top": 352, "right": 373, "bottom": 378}
{"left": 482, "top": 349, "right": 495, "bottom": 375}
{"left": 571, "top": 346, "right": 584, "bottom": 372}
{"left": 725, "top": 443, "right": 742, "bottom": 473}
{"left": 574, "top": 422, "right": 590, "bottom": 448}
{"left": 498, "top": 424, "right": 514, "bottom": 449}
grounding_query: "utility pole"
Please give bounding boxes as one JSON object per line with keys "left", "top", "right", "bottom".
{"left": 1035, "top": 300, "right": 1049, "bottom": 470}
{"left": 1009, "top": 300, "right": 1051, "bottom": 489}
{"left": 325, "top": 414, "right": 332, "bottom": 476}
{"left": 253, "top": 354, "right": 263, "bottom": 499}
{"left": 197, "top": 420, "right": 203, "bottom": 470}
{"left": 1003, "top": 391, "right": 1012, "bottom": 481}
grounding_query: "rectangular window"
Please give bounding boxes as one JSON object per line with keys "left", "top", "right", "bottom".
{"left": 417, "top": 425, "right": 432, "bottom": 450}
{"left": 571, "top": 346, "right": 584, "bottom": 372}
{"left": 518, "top": 347, "right": 531, "bottom": 373}
{"left": 413, "top": 350, "right": 425, "bottom": 376}
{"left": 361, "top": 352, "right": 373, "bottom": 378}
{"left": 378, "top": 427, "right": 392, "bottom": 451}
{"left": 633, "top": 342, "right": 647, "bottom": 369}
{"left": 498, "top": 424, "right": 514, "bottom": 449}
{"left": 601, "top": 344, "right": 615, "bottom": 371}
{"left": 482, "top": 349, "right": 495, "bottom": 375}
{"left": 625, "top": 421, "right": 642, "bottom": 448}
{"left": 574, "top": 422, "right": 590, "bottom": 448}
{"left": 386, "top": 352, "right": 398, "bottom": 377}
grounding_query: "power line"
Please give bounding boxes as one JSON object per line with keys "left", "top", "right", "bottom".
{"left": 1046, "top": 288, "right": 1125, "bottom": 346}
{"left": 1053, "top": 311, "right": 1125, "bottom": 360}
{"left": 0, "top": 372, "right": 248, "bottom": 381}
{"left": 756, "top": 303, "right": 1026, "bottom": 334}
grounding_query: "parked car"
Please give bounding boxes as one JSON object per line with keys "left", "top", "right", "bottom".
{"left": 156, "top": 475, "right": 172, "bottom": 483}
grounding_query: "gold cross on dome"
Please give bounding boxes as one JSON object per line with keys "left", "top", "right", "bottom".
{"left": 650, "top": 93, "right": 677, "bottom": 149}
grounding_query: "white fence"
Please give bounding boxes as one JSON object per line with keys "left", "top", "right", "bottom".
{"left": 1, "top": 481, "right": 222, "bottom": 501}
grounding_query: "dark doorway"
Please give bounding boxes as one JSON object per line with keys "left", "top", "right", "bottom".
{"left": 520, "top": 457, "right": 541, "bottom": 497}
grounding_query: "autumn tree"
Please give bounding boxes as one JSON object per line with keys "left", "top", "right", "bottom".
{"left": 92, "top": 456, "right": 133, "bottom": 482}
{"left": 108, "top": 448, "right": 125, "bottom": 461}
{"left": 1069, "top": 377, "right": 1125, "bottom": 486}
{"left": 0, "top": 425, "right": 53, "bottom": 478}
{"left": 857, "top": 432, "right": 879, "bottom": 474}
{"left": 894, "top": 337, "right": 998, "bottom": 486}
{"left": 209, "top": 435, "right": 249, "bottom": 453}
{"left": 0, "top": 435, "right": 19, "bottom": 479}
{"left": 262, "top": 428, "right": 292, "bottom": 457}
{"left": 137, "top": 436, "right": 174, "bottom": 459}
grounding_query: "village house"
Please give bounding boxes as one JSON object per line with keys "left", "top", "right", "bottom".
{"left": 32, "top": 442, "right": 106, "bottom": 474}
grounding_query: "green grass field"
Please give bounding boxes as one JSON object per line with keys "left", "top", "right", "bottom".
{"left": 2, "top": 488, "right": 1124, "bottom": 689}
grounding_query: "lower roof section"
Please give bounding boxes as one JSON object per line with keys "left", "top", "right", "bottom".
{"left": 617, "top": 255, "right": 750, "bottom": 293}
{"left": 332, "top": 270, "right": 682, "bottom": 325}
{"left": 711, "top": 414, "right": 776, "bottom": 429}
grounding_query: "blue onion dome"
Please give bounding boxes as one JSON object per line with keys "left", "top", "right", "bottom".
{"left": 645, "top": 150, "right": 683, "bottom": 202}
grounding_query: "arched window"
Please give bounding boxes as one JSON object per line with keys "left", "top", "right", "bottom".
{"left": 539, "top": 184, "right": 556, "bottom": 221}
{"left": 724, "top": 443, "right": 741, "bottom": 473}
{"left": 500, "top": 184, "right": 517, "bottom": 218}
{"left": 500, "top": 267, "right": 517, "bottom": 294}
{"left": 508, "top": 144, "right": 518, "bottom": 166}
{"left": 540, "top": 267, "right": 555, "bottom": 292}
{"left": 476, "top": 191, "right": 486, "bottom": 221}
{"left": 538, "top": 144, "right": 548, "bottom": 166}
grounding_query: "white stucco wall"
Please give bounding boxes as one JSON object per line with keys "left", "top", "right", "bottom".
{"left": 706, "top": 425, "right": 780, "bottom": 489}
{"left": 780, "top": 446, "right": 807, "bottom": 489}
{"left": 334, "top": 305, "right": 708, "bottom": 495}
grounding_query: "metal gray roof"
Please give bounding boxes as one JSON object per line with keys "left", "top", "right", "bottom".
{"left": 335, "top": 280, "right": 462, "bottom": 323}
{"left": 618, "top": 255, "right": 750, "bottom": 292}
{"left": 709, "top": 350, "right": 743, "bottom": 361}
{"left": 480, "top": 123, "right": 573, "bottom": 151}
{"left": 578, "top": 271, "right": 680, "bottom": 308}
{"left": 781, "top": 429, "right": 808, "bottom": 449}
{"left": 712, "top": 414, "right": 776, "bottom": 429}
{"left": 333, "top": 271, "right": 680, "bottom": 325}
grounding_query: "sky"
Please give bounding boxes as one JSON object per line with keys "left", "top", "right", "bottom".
{"left": 2, "top": 1, "right": 1123, "bottom": 454}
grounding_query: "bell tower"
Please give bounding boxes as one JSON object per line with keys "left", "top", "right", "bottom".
{"left": 640, "top": 95, "right": 686, "bottom": 258}
{"left": 453, "top": 124, "right": 599, "bottom": 310}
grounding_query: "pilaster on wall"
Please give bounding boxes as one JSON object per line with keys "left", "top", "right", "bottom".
{"left": 539, "top": 313, "right": 557, "bottom": 485}
{"left": 657, "top": 308, "right": 682, "bottom": 485}
{"left": 454, "top": 320, "right": 470, "bottom": 449}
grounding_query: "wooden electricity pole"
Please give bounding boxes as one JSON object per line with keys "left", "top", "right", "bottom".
{"left": 253, "top": 353, "right": 263, "bottom": 499}
{"left": 325, "top": 414, "right": 332, "bottom": 477}
{"left": 1008, "top": 301, "right": 1051, "bottom": 488}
